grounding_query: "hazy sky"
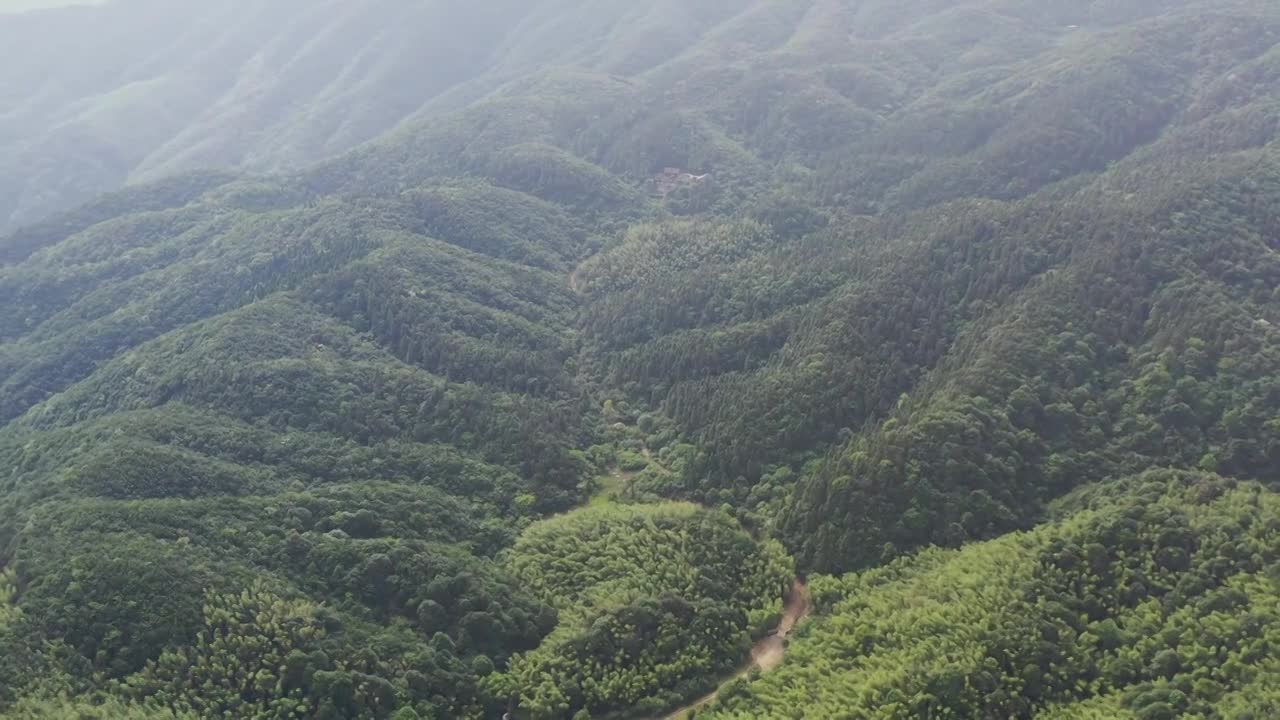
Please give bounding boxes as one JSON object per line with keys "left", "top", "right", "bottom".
{"left": 0, "top": 0, "right": 102, "bottom": 14}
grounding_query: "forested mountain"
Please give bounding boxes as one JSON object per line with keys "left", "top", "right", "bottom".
{"left": 0, "top": 0, "right": 772, "bottom": 233}
{"left": 1, "top": 0, "right": 1278, "bottom": 718}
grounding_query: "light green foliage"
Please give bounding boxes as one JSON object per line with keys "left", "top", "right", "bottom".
{"left": 0, "top": 570, "right": 17, "bottom": 629}
{"left": 703, "top": 472, "right": 1280, "bottom": 719}
{"left": 494, "top": 504, "right": 792, "bottom": 718}
{"left": 115, "top": 581, "right": 496, "bottom": 719}
{"left": 121, "top": 584, "right": 327, "bottom": 718}
{"left": 576, "top": 218, "right": 774, "bottom": 298}
{"left": 4, "top": 695, "right": 195, "bottom": 719}
{"left": 615, "top": 450, "right": 649, "bottom": 473}
{"left": 505, "top": 503, "right": 791, "bottom": 621}
{"left": 1036, "top": 696, "right": 1137, "bottom": 720}
{"left": 710, "top": 541, "right": 1037, "bottom": 718}
{"left": 1209, "top": 662, "right": 1280, "bottom": 718}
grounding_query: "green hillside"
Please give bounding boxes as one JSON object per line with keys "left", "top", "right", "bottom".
{"left": 704, "top": 471, "right": 1280, "bottom": 719}
{"left": 494, "top": 503, "right": 791, "bottom": 719}
{"left": 1, "top": 0, "right": 1279, "bottom": 719}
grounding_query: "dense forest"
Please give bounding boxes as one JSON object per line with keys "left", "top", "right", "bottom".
{"left": 493, "top": 503, "right": 791, "bottom": 719}
{"left": 705, "top": 471, "right": 1280, "bottom": 719}
{"left": 1, "top": 0, "right": 1278, "bottom": 718}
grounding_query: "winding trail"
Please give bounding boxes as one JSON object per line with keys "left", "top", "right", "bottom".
{"left": 568, "top": 258, "right": 589, "bottom": 293}
{"left": 658, "top": 579, "right": 810, "bottom": 719}
{"left": 572, "top": 427, "right": 811, "bottom": 719}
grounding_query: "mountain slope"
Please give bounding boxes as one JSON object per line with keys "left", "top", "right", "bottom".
{"left": 0, "top": 175, "right": 609, "bottom": 718}
{"left": 571, "top": 0, "right": 1280, "bottom": 572}
{"left": 0, "top": 0, "right": 515, "bottom": 231}
{"left": 705, "top": 471, "right": 1280, "bottom": 719}
{"left": 0, "top": 0, "right": 758, "bottom": 233}
{"left": 0, "top": 0, "right": 1227, "bottom": 233}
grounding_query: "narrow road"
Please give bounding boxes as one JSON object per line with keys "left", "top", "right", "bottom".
{"left": 568, "top": 259, "right": 589, "bottom": 293}
{"left": 659, "top": 579, "right": 809, "bottom": 719}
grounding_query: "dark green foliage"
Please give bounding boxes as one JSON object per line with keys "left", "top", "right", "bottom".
{"left": 563, "top": 0, "right": 1280, "bottom": 577}
{"left": 400, "top": 181, "right": 593, "bottom": 270}
{"left": 781, "top": 157, "right": 1280, "bottom": 572}
{"left": 64, "top": 439, "right": 264, "bottom": 499}
{"left": 17, "top": 534, "right": 208, "bottom": 677}
{"left": 0, "top": 133, "right": 611, "bottom": 718}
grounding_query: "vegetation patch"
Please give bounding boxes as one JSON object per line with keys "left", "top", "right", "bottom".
{"left": 493, "top": 503, "right": 792, "bottom": 719}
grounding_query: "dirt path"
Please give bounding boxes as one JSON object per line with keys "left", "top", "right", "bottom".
{"left": 589, "top": 448, "right": 657, "bottom": 506}
{"left": 569, "top": 259, "right": 589, "bottom": 292}
{"left": 659, "top": 579, "right": 810, "bottom": 719}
